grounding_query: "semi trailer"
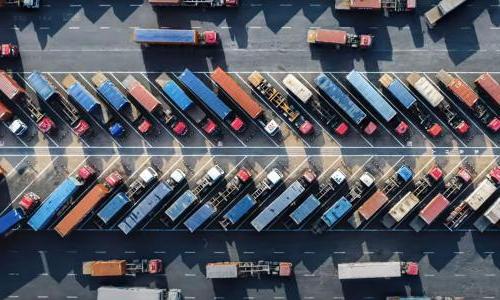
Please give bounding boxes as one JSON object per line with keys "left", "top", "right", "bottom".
{"left": 315, "top": 73, "right": 378, "bottom": 135}
{"left": 0, "top": 70, "right": 55, "bottom": 134}
{"left": 206, "top": 261, "right": 292, "bottom": 279}
{"left": 54, "top": 172, "right": 123, "bottom": 237}
{"left": 475, "top": 73, "right": 500, "bottom": 107}
{"left": 348, "top": 165, "right": 413, "bottom": 228}
{"left": 96, "top": 167, "right": 159, "bottom": 226}
{"left": 248, "top": 71, "right": 314, "bottom": 135}
{"left": 380, "top": 74, "right": 443, "bottom": 137}
{"left": 335, "top": 0, "right": 415, "bottom": 12}
{"left": 285, "top": 170, "right": 347, "bottom": 227}
{"left": 409, "top": 168, "right": 472, "bottom": 232}
{"left": 123, "top": 75, "right": 188, "bottom": 136}
{"left": 92, "top": 73, "right": 153, "bottom": 135}
{"left": 28, "top": 165, "right": 96, "bottom": 231}
{"left": 156, "top": 73, "right": 218, "bottom": 136}
{"left": 0, "top": 192, "right": 39, "bottom": 237}
{"left": 382, "top": 166, "right": 443, "bottom": 228}
{"left": 133, "top": 28, "right": 218, "bottom": 46}
{"left": 307, "top": 29, "right": 373, "bottom": 49}
{"left": 211, "top": 67, "right": 279, "bottom": 136}
{"left": 444, "top": 166, "right": 500, "bottom": 230}
{"left": 62, "top": 75, "right": 125, "bottom": 138}
{"left": 219, "top": 168, "right": 283, "bottom": 230}
{"left": 179, "top": 68, "right": 245, "bottom": 133}
{"left": 118, "top": 169, "right": 186, "bottom": 235}
{"left": 425, "top": 0, "right": 468, "bottom": 28}
{"left": 163, "top": 165, "right": 225, "bottom": 223}
{"left": 347, "top": 70, "right": 409, "bottom": 135}
{"left": 97, "top": 286, "right": 182, "bottom": 300}
{"left": 474, "top": 197, "right": 500, "bottom": 232}
{"left": 27, "top": 71, "right": 90, "bottom": 136}
{"left": 436, "top": 70, "right": 499, "bottom": 132}
{"left": 149, "top": 0, "right": 238, "bottom": 7}
{"left": 251, "top": 169, "right": 317, "bottom": 232}
{"left": 184, "top": 168, "right": 252, "bottom": 232}
{"left": 282, "top": 74, "right": 349, "bottom": 136}
{"left": 83, "top": 259, "right": 163, "bottom": 277}
{"left": 337, "top": 261, "right": 419, "bottom": 280}
{"left": 406, "top": 73, "right": 469, "bottom": 135}
{"left": 312, "top": 172, "right": 376, "bottom": 234}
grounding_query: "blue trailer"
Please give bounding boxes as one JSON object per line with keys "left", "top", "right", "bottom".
{"left": 178, "top": 69, "right": 245, "bottom": 132}
{"left": 318, "top": 197, "right": 353, "bottom": 228}
{"left": 97, "top": 192, "right": 130, "bottom": 225}
{"left": 289, "top": 195, "right": 321, "bottom": 225}
{"left": 133, "top": 28, "right": 218, "bottom": 46}
{"left": 184, "top": 202, "right": 216, "bottom": 232}
{"left": 220, "top": 194, "right": 256, "bottom": 228}
{"left": 118, "top": 181, "right": 174, "bottom": 235}
{"left": 346, "top": 70, "right": 408, "bottom": 135}
{"left": 315, "top": 73, "right": 377, "bottom": 135}
{"left": 0, "top": 209, "right": 25, "bottom": 236}
{"left": 27, "top": 71, "right": 56, "bottom": 102}
{"left": 164, "top": 190, "right": 198, "bottom": 223}
{"left": 28, "top": 177, "right": 83, "bottom": 231}
{"left": 251, "top": 181, "right": 307, "bottom": 232}
{"left": 91, "top": 73, "right": 130, "bottom": 112}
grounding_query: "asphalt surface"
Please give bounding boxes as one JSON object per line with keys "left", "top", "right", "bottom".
{"left": 0, "top": 0, "right": 499, "bottom": 299}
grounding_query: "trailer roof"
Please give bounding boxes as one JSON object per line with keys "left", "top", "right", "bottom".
{"left": 419, "top": 193, "right": 449, "bottom": 224}
{"left": 475, "top": 73, "right": 500, "bottom": 106}
{"left": 90, "top": 260, "right": 127, "bottom": 276}
{"left": 358, "top": 190, "right": 389, "bottom": 220}
{"left": 123, "top": 75, "right": 162, "bottom": 113}
{"left": 97, "top": 192, "right": 129, "bottom": 224}
{"left": 97, "top": 287, "right": 164, "bottom": 300}
{"left": 134, "top": 28, "right": 196, "bottom": 44}
{"left": 484, "top": 197, "right": 500, "bottom": 224}
{"left": 464, "top": 179, "right": 497, "bottom": 211}
{"left": 27, "top": 71, "right": 56, "bottom": 102}
{"left": 289, "top": 194, "right": 320, "bottom": 225}
{"left": 338, "top": 261, "right": 401, "bottom": 279}
{"left": 224, "top": 194, "right": 256, "bottom": 225}
{"left": 165, "top": 190, "right": 198, "bottom": 222}
{"left": 0, "top": 70, "right": 24, "bottom": 100}
{"left": 321, "top": 197, "right": 352, "bottom": 226}
{"left": 315, "top": 29, "right": 347, "bottom": 44}
{"left": 0, "top": 208, "right": 24, "bottom": 236}
{"left": 184, "top": 202, "right": 216, "bottom": 232}
{"left": 206, "top": 262, "right": 239, "bottom": 278}
{"left": 350, "top": 0, "right": 381, "bottom": 9}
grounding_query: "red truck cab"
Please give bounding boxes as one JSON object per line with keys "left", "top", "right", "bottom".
{"left": 202, "top": 118, "right": 218, "bottom": 135}
{"left": 78, "top": 165, "right": 96, "bottom": 181}
{"left": 363, "top": 121, "right": 378, "bottom": 135}
{"left": 230, "top": 117, "right": 245, "bottom": 132}
{"left": 428, "top": 166, "right": 443, "bottom": 182}
{"left": 490, "top": 167, "right": 500, "bottom": 184}
{"left": 73, "top": 119, "right": 91, "bottom": 136}
{"left": 394, "top": 121, "right": 409, "bottom": 135}
{"left": 105, "top": 172, "right": 124, "bottom": 188}
{"left": 236, "top": 168, "right": 252, "bottom": 183}
{"left": 1, "top": 44, "right": 19, "bottom": 58}
{"left": 359, "top": 35, "right": 373, "bottom": 48}
{"left": 19, "top": 192, "right": 40, "bottom": 213}
{"left": 455, "top": 121, "right": 470, "bottom": 135}
{"left": 403, "top": 262, "right": 419, "bottom": 276}
{"left": 171, "top": 121, "right": 188, "bottom": 136}
{"left": 224, "top": 0, "right": 239, "bottom": 7}
{"left": 335, "top": 122, "right": 349, "bottom": 136}
{"left": 427, "top": 123, "right": 443, "bottom": 138}
{"left": 137, "top": 119, "right": 153, "bottom": 135}
{"left": 298, "top": 120, "right": 314, "bottom": 135}
{"left": 203, "top": 31, "right": 218, "bottom": 46}
{"left": 148, "top": 259, "right": 163, "bottom": 274}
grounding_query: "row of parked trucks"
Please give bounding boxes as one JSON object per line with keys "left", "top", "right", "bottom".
{"left": 0, "top": 69, "right": 498, "bottom": 142}
{"left": 1, "top": 159, "right": 499, "bottom": 237}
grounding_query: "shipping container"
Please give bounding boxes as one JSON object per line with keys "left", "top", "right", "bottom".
{"left": 211, "top": 67, "right": 263, "bottom": 119}
{"left": 436, "top": 70, "right": 478, "bottom": 108}
{"left": 184, "top": 202, "right": 216, "bottom": 232}
{"left": 475, "top": 73, "right": 500, "bottom": 106}
{"left": 379, "top": 74, "right": 416, "bottom": 109}
{"left": 289, "top": 195, "right": 320, "bottom": 225}
{"left": 348, "top": 190, "right": 388, "bottom": 228}
{"left": 97, "top": 286, "right": 166, "bottom": 300}
{"left": 164, "top": 190, "right": 198, "bottom": 222}
{"left": 27, "top": 71, "right": 55, "bottom": 102}
{"left": 92, "top": 73, "right": 130, "bottom": 112}
{"left": 319, "top": 197, "right": 353, "bottom": 227}
{"left": 406, "top": 73, "right": 444, "bottom": 107}
{"left": 133, "top": 28, "right": 218, "bottom": 46}
{"left": 282, "top": 74, "right": 313, "bottom": 104}
{"left": 62, "top": 74, "right": 101, "bottom": 114}
{"left": 123, "top": 75, "right": 161, "bottom": 113}
{"left": 221, "top": 194, "right": 255, "bottom": 227}
{"left": 425, "top": 0, "right": 468, "bottom": 27}
{"left": 97, "top": 192, "right": 130, "bottom": 225}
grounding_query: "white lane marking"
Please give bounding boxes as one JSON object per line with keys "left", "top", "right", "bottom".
{"left": 69, "top": 27, "right": 80, "bottom": 30}
{"left": 454, "top": 274, "right": 466, "bottom": 277}
{"left": 39, "top": 27, "right": 50, "bottom": 30}
{"left": 282, "top": 26, "right": 292, "bottom": 29}
{"left": 485, "top": 274, "right": 496, "bottom": 277}
{"left": 8, "top": 273, "right": 19, "bottom": 276}
{"left": 220, "top": 26, "right": 232, "bottom": 29}
{"left": 69, "top": 4, "right": 81, "bottom": 7}
{"left": 279, "top": 3, "right": 293, "bottom": 6}
{"left": 8, "top": 296, "right": 19, "bottom": 299}
{"left": 154, "top": 251, "right": 166, "bottom": 254}
{"left": 99, "top": 4, "right": 111, "bottom": 7}
{"left": 309, "top": 4, "right": 321, "bottom": 6}
{"left": 248, "top": 26, "right": 262, "bottom": 29}
{"left": 213, "top": 251, "right": 225, "bottom": 254}
{"left": 424, "top": 274, "right": 435, "bottom": 277}
{"left": 273, "top": 251, "right": 285, "bottom": 254}
{"left": 243, "top": 251, "right": 255, "bottom": 254}
{"left": 333, "top": 251, "right": 346, "bottom": 254}
{"left": 99, "top": 26, "right": 110, "bottom": 30}
{"left": 124, "top": 251, "right": 136, "bottom": 254}
{"left": 94, "top": 250, "right": 106, "bottom": 254}
{"left": 304, "top": 251, "right": 315, "bottom": 254}
{"left": 491, "top": 27, "right": 500, "bottom": 30}
{"left": 184, "top": 251, "right": 196, "bottom": 254}
{"left": 184, "top": 273, "right": 197, "bottom": 277}
{"left": 303, "top": 274, "right": 316, "bottom": 277}
{"left": 484, "top": 251, "right": 495, "bottom": 254}
{"left": 130, "top": 4, "right": 142, "bottom": 7}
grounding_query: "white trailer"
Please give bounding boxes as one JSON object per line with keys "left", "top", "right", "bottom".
{"left": 337, "top": 261, "right": 419, "bottom": 280}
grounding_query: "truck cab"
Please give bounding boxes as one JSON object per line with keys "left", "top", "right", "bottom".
{"left": 0, "top": 44, "right": 18, "bottom": 58}
{"left": 148, "top": 259, "right": 163, "bottom": 274}
{"left": 358, "top": 35, "right": 373, "bottom": 48}
{"left": 202, "top": 31, "right": 218, "bottom": 45}
{"left": 401, "top": 261, "right": 419, "bottom": 275}
{"left": 8, "top": 119, "right": 28, "bottom": 136}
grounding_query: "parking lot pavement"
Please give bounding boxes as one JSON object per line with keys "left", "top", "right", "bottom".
{"left": 1, "top": 230, "right": 499, "bottom": 300}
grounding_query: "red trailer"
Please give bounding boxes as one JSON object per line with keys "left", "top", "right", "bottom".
{"left": 475, "top": 73, "right": 500, "bottom": 107}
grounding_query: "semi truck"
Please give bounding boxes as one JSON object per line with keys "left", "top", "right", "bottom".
{"left": 337, "top": 261, "right": 419, "bottom": 280}
{"left": 97, "top": 287, "right": 182, "bottom": 300}
{"left": 0, "top": 0, "right": 39, "bottom": 8}
{"left": 211, "top": 67, "right": 279, "bottom": 136}
{"left": 425, "top": 0, "right": 468, "bottom": 28}
{"left": 0, "top": 99, "right": 28, "bottom": 136}
{"left": 62, "top": 74, "right": 125, "bottom": 138}
{"left": 285, "top": 170, "right": 347, "bottom": 228}
{"left": 149, "top": 0, "right": 238, "bottom": 7}
{"left": 307, "top": 29, "right": 373, "bottom": 49}
{"left": 163, "top": 165, "right": 225, "bottom": 223}
{"left": 381, "top": 166, "right": 443, "bottom": 228}
{"left": 92, "top": 72, "right": 153, "bottom": 135}
{"left": 315, "top": 73, "right": 378, "bottom": 135}
{"left": 406, "top": 73, "right": 469, "bottom": 135}
{"left": 312, "top": 172, "right": 376, "bottom": 234}
{"left": 27, "top": 71, "right": 90, "bottom": 136}
{"left": 156, "top": 73, "right": 218, "bottom": 136}
{"left": 248, "top": 71, "right": 314, "bottom": 135}
{"left": 409, "top": 168, "right": 472, "bottom": 232}
{"left": 219, "top": 168, "right": 283, "bottom": 230}
{"left": 28, "top": 165, "right": 96, "bottom": 231}
{"left": 54, "top": 172, "right": 123, "bottom": 238}
{"left": 474, "top": 197, "right": 500, "bottom": 232}
{"left": 380, "top": 74, "right": 443, "bottom": 138}
{"left": 0, "top": 43, "right": 19, "bottom": 58}
{"left": 96, "top": 167, "right": 158, "bottom": 227}
{"left": 475, "top": 73, "right": 500, "bottom": 107}
{"left": 444, "top": 166, "right": 500, "bottom": 230}
{"left": 0, "top": 70, "right": 55, "bottom": 134}
{"left": 82, "top": 259, "right": 163, "bottom": 277}
{"left": 346, "top": 71, "right": 409, "bottom": 136}
{"left": 133, "top": 28, "right": 218, "bottom": 46}
{"left": 118, "top": 169, "right": 186, "bottom": 235}
{"left": 282, "top": 74, "right": 349, "bottom": 136}
{"left": 251, "top": 169, "right": 317, "bottom": 232}
{"left": 206, "top": 261, "right": 292, "bottom": 279}
{"left": 0, "top": 192, "right": 40, "bottom": 237}
{"left": 436, "top": 70, "right": 499, "bottom": 132}
{"left": 178, "top": 68, "right": 245, "bottom": 133}
{"left": 348, "top": 165, "right": 413, "bottom": 228}
{"left": 123, "top": 75, "right": 188, "bottom": 136}
{"left": 335, "top": 0, "right": 415, "bottom": 12}
{"left": 184, "top": 168, "right": 252, "bottom": 232}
